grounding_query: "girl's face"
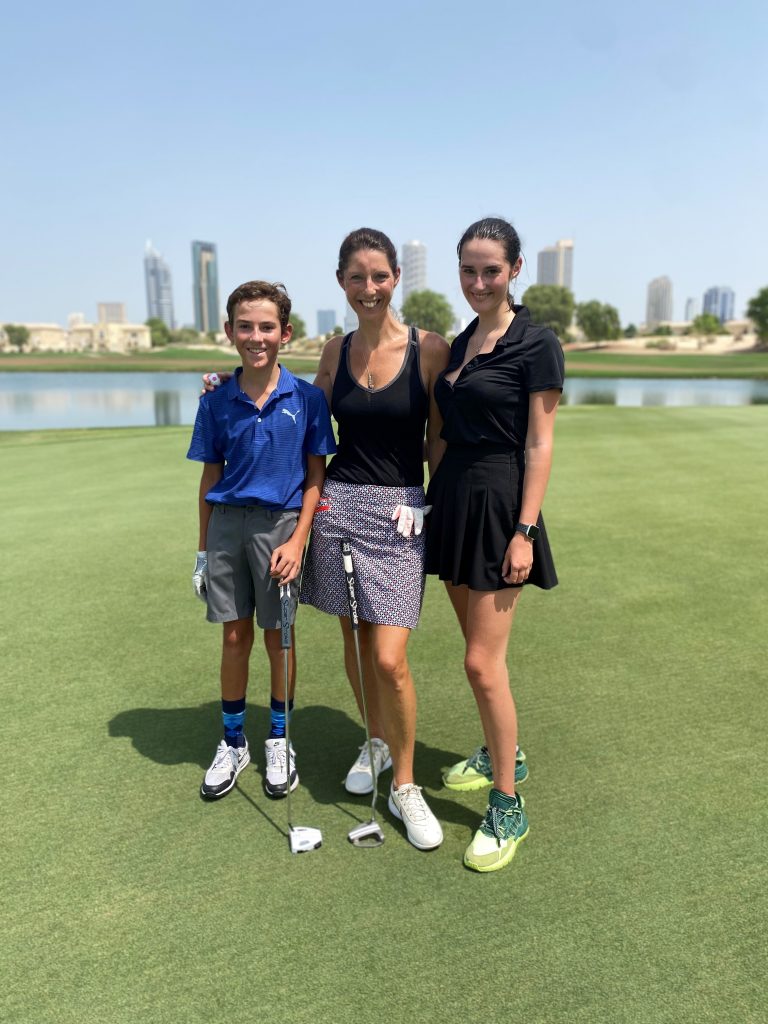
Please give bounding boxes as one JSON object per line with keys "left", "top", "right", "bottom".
{"left": 337, "top": 248, "right": 400, "bottom": 321}
{"left": 459, "top": 238, "right": 521, "bottom": 315}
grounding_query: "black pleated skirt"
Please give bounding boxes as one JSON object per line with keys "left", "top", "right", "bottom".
{"left": 424, "top": 445, "right": 558, "bottom": 592}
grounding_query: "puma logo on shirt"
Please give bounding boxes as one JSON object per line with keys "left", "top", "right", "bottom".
{"left": 281, "top": 409, "right": 299, "bottom": 423}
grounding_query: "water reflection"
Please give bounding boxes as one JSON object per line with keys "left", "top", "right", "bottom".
{"left": 1, "top": 372, "right": 767, "bottom": 431}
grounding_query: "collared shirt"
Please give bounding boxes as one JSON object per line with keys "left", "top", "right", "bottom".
{"left": 435, "top": 306, "right": 565, "bottom": 450}
{"left": 187, "top": 365, "right": 336, "bottom": 509}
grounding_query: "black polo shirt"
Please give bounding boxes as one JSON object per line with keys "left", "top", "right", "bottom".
{"left": 435, "top": 306, "right": 565, "bottom": 450}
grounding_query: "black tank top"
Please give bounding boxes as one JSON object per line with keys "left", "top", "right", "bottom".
{"left": 326, "top": 326, "right": 428, "bottom": 487}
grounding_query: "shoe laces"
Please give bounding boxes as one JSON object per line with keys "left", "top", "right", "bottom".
{"left": 354, "top": 743, "right": 371, "bottom": 769}
{"left": 394, "top": 784, "right": 431, "bottom": 824}
{"left": 480, "top": 803, "right": 523, "bottom": 845}
{"left": 466, "top": 746, "right": 492, "bottom": 776}
{"left": 267, "top": 742, "right": 294, "bottom": 771}
{"left": 213, "top": 742, "right": 235, "bottom": 770}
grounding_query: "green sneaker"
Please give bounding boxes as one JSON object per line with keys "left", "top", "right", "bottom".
{"left": 463, "top": 790, "right": 529, "bottom": 873}
{"left": 442, "top": 745, "right": 528, "bottom": 791}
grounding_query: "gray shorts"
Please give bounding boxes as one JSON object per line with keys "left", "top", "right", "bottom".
{"left": 206, "top": 504, "right": 300, "bottom": 629}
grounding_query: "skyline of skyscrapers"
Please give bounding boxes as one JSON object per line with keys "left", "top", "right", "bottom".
{"left": 646, "top": 276, "right": 673, "bottom": 326}
{"left": 684, "top": 297, "right": 700, "bottom": 321}
{"left": 536, "top": 239, "right": 574, "bottom": 291}
{"left": 191, "top": 240, "right": 220, "bottom": 333}
{"left": 144, "top": 241, "right": 175, "bottom": 329}
{"left": 317, "top": 309, "right": 337, "bottom": 335}
{"left": 703, "top": 286, "right": 735, "bottom": 323}
{"left": 401, "top": 240, "right": 427, "bottom": 302}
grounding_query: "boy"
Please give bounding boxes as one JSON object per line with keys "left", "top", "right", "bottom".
{"left": 187, "top": 281, "right": 336, "bottom": 800}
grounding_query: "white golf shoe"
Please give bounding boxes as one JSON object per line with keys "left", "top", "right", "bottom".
{"left": 388, "top": 783, "right": 443, "bottom": 851}
{"left": 201, "top": 738, "right": 250, "bottom": 799}
{"left": 345, "top": 738, "right": 392, "bottom": 795}
{"left": 264, "top": 737, "right": 299, "bottom": 798}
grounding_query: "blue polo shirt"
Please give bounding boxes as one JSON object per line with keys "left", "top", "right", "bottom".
{"left": 187, "top": 365, "right": 336, "bottom": 509}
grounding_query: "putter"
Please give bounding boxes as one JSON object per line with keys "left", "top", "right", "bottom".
{"left": 340, "top": 540, "right": 385, "bottom": 848}
{"left": 279, "top": 584, "right": 322, "bottom": 854}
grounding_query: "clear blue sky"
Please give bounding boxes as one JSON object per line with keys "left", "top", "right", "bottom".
{"left": 2, "top": 0, "right": 766, "bottom": 330}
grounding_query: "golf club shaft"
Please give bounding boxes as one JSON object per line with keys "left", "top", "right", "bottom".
{"left": 340, "top": 540, "right": 379, "bottom": 824}
{"left": 280, "top": 585, "right": 293, "bottom": 831}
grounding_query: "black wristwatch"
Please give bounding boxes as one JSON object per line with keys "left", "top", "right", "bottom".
{"left": 515, "top": 523, "right": 539, "bottom": 541}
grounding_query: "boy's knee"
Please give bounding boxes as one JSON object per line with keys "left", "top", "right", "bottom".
{"left": 222, "top": 620, "right": 254, "bottom": 654}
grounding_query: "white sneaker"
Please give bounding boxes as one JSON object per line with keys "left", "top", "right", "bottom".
{"left": 388, "top": 783, "right": 444, "bottom": 850}
{"left": 201, "top": 739, "right": 250, "bottom": 799}
{"left": 264, "top": 737, "right": 299, "bottom": 798}
{"left": 345, "top": 738, "right": 392, "bottom": 795}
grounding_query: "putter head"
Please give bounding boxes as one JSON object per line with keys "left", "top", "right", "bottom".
{"left": 348, "top": 819, "right": 385, "bottom": 848}
{"left": 288, "top": 826, "right": 323, "bottom": 854}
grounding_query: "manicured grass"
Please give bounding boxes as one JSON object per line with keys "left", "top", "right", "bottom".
{"left": 1, "top": 409, "right": 765, "bottom": 1023}
{"left": 565, "top": 349, "right": 768, "bottom": 378}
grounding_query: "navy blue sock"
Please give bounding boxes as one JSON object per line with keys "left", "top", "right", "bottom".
{"left": 222, "top": 697, "right": 246, "bottom": 748}
{"left": 269, "top": 697, "right": 294, "bottom": 739}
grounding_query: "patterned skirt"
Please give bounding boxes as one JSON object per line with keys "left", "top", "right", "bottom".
{"left": 300, "top": 478, "right": 427, "bottom": 629}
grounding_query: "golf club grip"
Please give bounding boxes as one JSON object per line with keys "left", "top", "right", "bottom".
{"left": 340, "top": 540, "right": 359, "bottom": 631}
{"left": 279, "top": 585, "right": 292, "bottom": 650}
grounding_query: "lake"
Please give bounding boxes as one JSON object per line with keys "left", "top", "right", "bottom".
{"left": 1, "top": 372, "right": 767, "bottom": 431}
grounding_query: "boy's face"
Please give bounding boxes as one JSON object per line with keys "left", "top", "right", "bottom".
{"left": 224, "top": 299, "right": 292, "bottom": 372}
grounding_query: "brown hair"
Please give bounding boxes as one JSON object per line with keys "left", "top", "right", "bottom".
{"left": 226, "top": 281, "right": 292, "bottom": 329}
{"left": 337, "top": 228, "right": 398, "bottom": 277}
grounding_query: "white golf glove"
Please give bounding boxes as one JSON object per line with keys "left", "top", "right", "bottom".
{"left": 391, "top": 504, "right": 432, "bottom": 538}
{"left": 192, "top": 551, "right": 208, "bottom": 602}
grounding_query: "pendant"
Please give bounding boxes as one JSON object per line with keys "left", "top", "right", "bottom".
{"left": 367, "top": 372, "right": 374, "bottom": 390}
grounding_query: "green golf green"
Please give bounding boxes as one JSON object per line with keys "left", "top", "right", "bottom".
{"left": 1, "top": 407, "right": 764, "bottom": 1023}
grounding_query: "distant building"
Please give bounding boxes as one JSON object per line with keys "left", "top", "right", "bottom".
{"left": 144, "top": 241, "right": 175, "bottom": 329}
{"left": 401, "top": 240, "right": 427, "bottom": 302}
{"left": 536, "top": 239, "right": 574, "bottom": 291}
{"left": 344, "top": 301, "right": 358, "bottom": 333}
{"left": 684, "top": 297, "right": 700, "bottom": 321}
{"left": 317, "top": 309, "right": 337, "bottom": 335}
{"left": 68, "top": 312, "right": 85, "bottom": 328}
{"left": 97, "top": 302, "right": 127, "bottom": 324}
{"left": 191, "top": 240, "right": 220, "bottom": 333}
{"left": 703, "top": 286, "right": 735, "bottom": 323}
{"left": 646, "top": 276, "right": 673, "bottom": 327}
{"left": 13, "top": 319, "right": 150, "bottom": 353}
{"left": 70, "top": 321, "right": 151, "bottom": 353}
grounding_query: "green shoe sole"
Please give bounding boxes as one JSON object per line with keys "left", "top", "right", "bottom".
{"left": 442, "top": 758, "right": 529, "bottom": 792}
{"left": 463, "top": 824, "right": 530, "bottom": 873}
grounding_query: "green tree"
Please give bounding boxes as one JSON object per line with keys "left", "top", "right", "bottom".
{"left": 3, "top": 324, "right": 30, "bottom": 351}
{"left": 170, "top": 327, "right": 204, "bottom": 346}
{"left": 145, "top": 318, "right": 171, "bottom": 347}
{"left": 332, "top": 325, "right": 343, "bottom": 335}
{"left": 746, "top": 287, "right": 768, "bottom": 348}
{"left": 289, "top": 313, "right": 307, "bottom": 340}
{"left": 401, "top": 289, "right": 454, "bottom": 336}
{"left": 576, "top": 300, "right": 622, "bottom": 342}
{"left": 624, "top": 323, "right": 638, "bottom": 338}
{"left": 691, "top": 313, "right": 721, "bottom": 341}
{"left": 521, "top": 285, "right": 574, "bottom": 337}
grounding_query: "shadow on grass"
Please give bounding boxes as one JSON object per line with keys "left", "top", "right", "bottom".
{"left": 108, "top": 701, "right": 480, "bottom": 831}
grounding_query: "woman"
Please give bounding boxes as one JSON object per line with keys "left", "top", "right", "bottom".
{"left": 425, "top": 217, "right": 564, "bottom": 872}
{"left": 300, "top": 228, "right": 449, "bottom": 851}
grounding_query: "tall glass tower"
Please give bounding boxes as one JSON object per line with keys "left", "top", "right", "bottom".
{"left": 144, "top": 241, "right": 175, "bottom": 328}
{"left": 192, "top": 241, "right": 220, "bottom": 333}
{"left": 401, "top": 241, "right": 427, "bottom": 302}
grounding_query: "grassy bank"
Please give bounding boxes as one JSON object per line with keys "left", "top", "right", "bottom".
{"left": 2, "top": 346, "right": 768, "bottom": 378}
{"left": 1, "top": 408, "right": 765, "bottom": 1023}
{"left": 0, "top": 345, "right": 320, "bottom": 375}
